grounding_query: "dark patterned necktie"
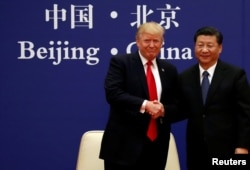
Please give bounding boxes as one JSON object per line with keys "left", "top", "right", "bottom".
{"left": 201, "top": 71, "right": 210, "bottom": 104}
{"left": 146, "top": 61, "right": 158, "bottom": 141}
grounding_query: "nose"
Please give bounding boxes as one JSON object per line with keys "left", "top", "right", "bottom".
{"left": 149, "top": 41, "right": 155, "bottom": 47}
{"left": 201, "top": 48, "right": 209, "bottom": 52}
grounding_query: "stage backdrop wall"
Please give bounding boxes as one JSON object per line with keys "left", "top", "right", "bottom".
{"left": 1, "top": 0, "right": 249, "bottom": 170}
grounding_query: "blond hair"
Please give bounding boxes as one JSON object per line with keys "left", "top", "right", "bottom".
{"left": 136, "top": 21, "right": 165, "bottom": 40}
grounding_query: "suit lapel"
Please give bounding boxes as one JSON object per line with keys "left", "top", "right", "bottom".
{"left": 131, "top": 52, "right": 149, "bottom": 98}
{"left": 192, "top": 65, "right": 204, "bottom": 105}
{"left": 156, "top": 59, "right": 166, "bottom": 100}
{"left": 206, "top": 60, "right": 226, "bottom": 105}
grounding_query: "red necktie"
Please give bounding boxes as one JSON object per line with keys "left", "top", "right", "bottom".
{"left": 146, "top": 61, "right": 158, "bottom": 141}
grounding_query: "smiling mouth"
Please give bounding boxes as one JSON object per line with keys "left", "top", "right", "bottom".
{"left": 201, "top": 55, "right": 209, "bottom": 58}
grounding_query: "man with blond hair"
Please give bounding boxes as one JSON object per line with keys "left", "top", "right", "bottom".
{"left": 99, "top": 21, "right": 179, "bottom": 170}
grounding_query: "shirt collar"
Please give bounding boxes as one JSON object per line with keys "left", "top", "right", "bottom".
{"left": 199, "top": 62, "right": 217, "bottom": 78}
{"left": 138, "top": 51, "right": 157, "bottom": 67}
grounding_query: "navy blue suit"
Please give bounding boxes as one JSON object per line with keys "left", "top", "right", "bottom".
{"left": 179, "top": 60, "right": 250, "bottom": 169}
{"left": 99, "top": 51, "right": 179, "bottom": 168}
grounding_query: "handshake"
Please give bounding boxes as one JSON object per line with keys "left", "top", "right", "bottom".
{"left": 145, "top": 100, "right": 165, "bottom": 119}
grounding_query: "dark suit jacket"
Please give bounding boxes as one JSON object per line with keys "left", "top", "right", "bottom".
{"left": 99, "top": 51, "right": 179, "bottom": 165}
{"left": 179, "top": 60, "right": 250, "bottom": 166}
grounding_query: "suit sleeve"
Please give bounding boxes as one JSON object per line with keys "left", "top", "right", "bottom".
{"left": 104, "top": 55, "right": 144, "bottom": 113}
{"left": 235, "top": 69, "right": 250, "bottom": 149}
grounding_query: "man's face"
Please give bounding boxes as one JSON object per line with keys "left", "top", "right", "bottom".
{"left": 136, "top": 32, "right": 163, "bottom": 61}
{"left": 195, "top": 35, "right": 222, "bottom": 70}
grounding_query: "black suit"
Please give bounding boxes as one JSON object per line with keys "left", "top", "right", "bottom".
{"left": 99, "top": 51, "right": 179, "bottom": 169}
{"left": 179, "top": 59, "right": 250, "bottom": 169}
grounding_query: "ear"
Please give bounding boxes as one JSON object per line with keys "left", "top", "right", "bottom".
{"left": 219, "top": 44, "right": 223, "bottom": 54}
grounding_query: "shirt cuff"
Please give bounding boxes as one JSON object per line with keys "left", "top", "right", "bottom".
{"left": 140, "top": 100, "right": 148, "bottom": 113}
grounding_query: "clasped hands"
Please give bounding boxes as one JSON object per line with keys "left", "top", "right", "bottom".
{"left": 145, "top": 100, "right": 164, "bottom": 119}
{"left": 235, "top": 148, "right": 249, "bottom": 154}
